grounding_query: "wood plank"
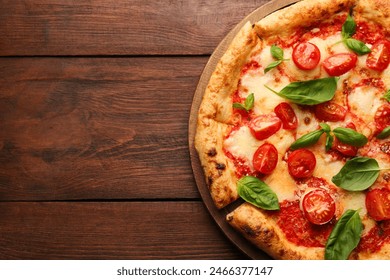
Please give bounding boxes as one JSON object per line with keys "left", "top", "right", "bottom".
{"left": 0, "top": 201, "right": 248, "bottom": 259}
{"left": 0, "top": 56, "right": 207, "bottom": 201}
{"left": 0, "top": 0, "right": 270, "bottom": 56}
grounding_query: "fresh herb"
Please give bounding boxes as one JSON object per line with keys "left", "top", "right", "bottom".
{"left": 383, "top": 90, "right": 390, "bottom": 102}
{"left": 290, "top": 123, "right": 367, "bottom": 151}
{"left": 377, "top": 126, "right": 390, "bottom": 139}
{"left": 341, "top": 13, "right": 371, "bottom": 55}
{"left": 233, "top": 93, "right": 254, "bottom": 112}
{"left": 265, "top": 77, "right": 337, "bottom": 105}
{"left": 290, "top": 128, "right": 325, "bottom": 150}
{"left": 331, "top": 157, "right": 380, "bottom": 191}
{"left": 325, "top": 209, "right": 363, "bottom": 260}
{"left": 237, "top": 176, "right": 279, "bottom": 210}
{"left": 333, "top": 127, "right": 368, "bottom": 147}
{"left": 264, "top": 45, "right": 288, "bottom": 73}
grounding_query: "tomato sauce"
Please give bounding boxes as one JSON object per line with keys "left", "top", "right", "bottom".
{"left": 357, "top": 222, "right": 390, "bottom": 253}
{"left": 274, "top": 200, "right": 334, "bottom": 247}
{"left": 353, "top": 21, "right": 387, "bottom": 45}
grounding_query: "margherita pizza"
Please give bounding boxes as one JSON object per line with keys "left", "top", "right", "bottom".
{"left": 194, "top": 0, "right": 390, "bottom": 259}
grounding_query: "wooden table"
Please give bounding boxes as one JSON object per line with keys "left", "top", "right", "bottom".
{"left": 0, "top": 0, "right": 274, "bottom": 259}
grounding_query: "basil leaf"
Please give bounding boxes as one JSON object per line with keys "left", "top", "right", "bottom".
{"left": 325, "top": 209, "right": 363, "bottom": 260}
{"left": 345, "top": 38, "right": 371, "bottom": 55}
{"left": 271, "top": 45, "right": 284, "bottom": 60}
{"left": 233, "top": 93, "right": 254, "bottom": 112}
{"left": 333, "top": 127, "right": 368, "bottom": 147}
{"left": 266, "top": 77, "right": 338, "bottom": 105}
{"left": 264, "top": 60, "right": 282, "bottom": 73}
{"left": 319, "top": 122, "right": 331, "bottom": 133}
{"left": 290, "top": 129, "right": 324, "bottom": 150}
{"left": 331, "top": 157, "right": 380, "bottom": 191}
{"left": 383, "top": 89, "right": 390, "bottom": 102}
{"left": 325, "top": 133, "right": 334, "bottom": 152}
{"left": 237, "top": 176, "right": 279, "bottom": 210}
{"left": 377, "top": 126, "right": 390, "bottom": 139}
{"left": 342, "top": 14, "right": 356, "bottom": 39}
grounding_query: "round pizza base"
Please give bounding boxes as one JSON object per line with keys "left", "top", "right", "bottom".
{"left": 188, "top": 0, "right": 299, "bottom": 260}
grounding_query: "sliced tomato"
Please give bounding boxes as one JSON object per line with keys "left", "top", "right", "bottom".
{"left": 366, "top": 40, "right": 390, "bottom": 72}
{"left": 292, "top": 42, "right": 321, "bottom": 70}
{"left": 314, "top": 102, "right": 347, "bottom": 122}
{"left": 366, "top": 188, "right": 390, "bottom": 221}
{"left": 375, "top": 104, "right": 390, "bottom": 132}
{"left": 253, "top": 143, "right": 278, "bottom": 174}
{"left": 248, "top": 114, "right": 282, "bottom": 140}
{"left": 323, "top": 53, "right": 357, "bottom": 76}
{"left": 274, "top": 102, "right": 298, "bottom": 130}
{"left": 302, "top": 188, "right": 336, "bottom": 225}
{"left": 287, "top": 149, "right": 316, "bottom": 179}
{"left": 332, "top": 122, "right": 358, "bottom": 156}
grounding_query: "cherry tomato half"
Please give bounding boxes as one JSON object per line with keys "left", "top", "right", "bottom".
{"left": 323, "top": 53, "right": 357, "bottom": 76}
{"left": 253, "top": 143, "right": 278, "bottom": 174}
{"left": 314, "top": 102, "right": 347, "bottom": 122}
{"left": 287, "top": 148, "right": 316, "bottom": 179}
{"left": 366, "top": 40, "right": 390, "bottom": 72}
{"left": 302, "top": 188, "right": 336, "bottom": 225}
{"left": 332, "top": 122, "right": 358, "bottom": 156}
{"left": 248, "top": 114, "right": 282, "bottom": 140}
{"left": 274, "top": 102, "right": 298, "bottom": 130}
{"left": 292, "top": 42, "right": 321, "bottom": 70}
{"left": 375, "top": 104, "right": 390, "bottom": 132}
{"left": 366, "top": 188, "right": 390, "bottom": 221}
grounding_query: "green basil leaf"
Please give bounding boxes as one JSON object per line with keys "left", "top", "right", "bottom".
{"left": 233, "top": 93, "right": 254, "bottom": 112}
{"left": 331, "top": 157, "right": 380, "bottom": 191}
{"left": 264, "top": 60, "right": 282, "bottom": 73}
{"left": 325, "top": 133, "right": 334, "bottom": 152}
{"left": 319, "top": 122, "right": 331, "bottom": 133}
{"left": 266, "top": 77, "right": 338, "bottom": 105}
{"left": 383, "top": 89, "right": 390, "bottom": 102}
{"left": 325, "top": 209, "right": 363, "bottom": 260}
{"left": 333, "top": 127, "right": 368, "bottom": 147}
{"left": 377, "top": 126, "right": 390, "bottom": 139}
{"left": 344, "top": 38, "right": 371, "bottom": 55}
{"left": 237, "top": 176, "right": 279, "bottom": 210}
{"left": 290, "top": 129, "right": 324, "bottom": 150}
{"left": 271, "top": 45, "right": 284, "bottom": 60}
{"left": 341, "top": 14, "right": 356, "bottom": 39}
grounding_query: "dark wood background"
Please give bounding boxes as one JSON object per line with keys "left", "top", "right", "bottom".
{"left": 0, "top": 0, "right": 273, "bottom": 259}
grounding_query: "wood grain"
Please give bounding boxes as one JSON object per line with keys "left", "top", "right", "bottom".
{"left": 0, "top": 0, "right": 270, "bottom": 56}
{"left": 0, "top": 56, "right": 207, "bottom": 201}
{"left": 0, "top": 201, "right": 248, "bottom": 259}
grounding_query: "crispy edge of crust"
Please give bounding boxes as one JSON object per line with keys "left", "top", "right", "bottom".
{"left": 194, "top": 22, "right": 259, "bottom": 209}
{"left": 254, "top": 0, "right": 356, "bottom": 38}
{"left": 226, "top": 203, "right": 324, "bottom": 260}
{"left": 355, "top": 0, "right": 390, "bottom": 27}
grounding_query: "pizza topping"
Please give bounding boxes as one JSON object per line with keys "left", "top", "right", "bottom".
{"left": 314, "top": 102, "right": 347, "bottom": 122}
{"left": 375, "top": 104, "right": 390, "bottom": 132}
{"left": 264, "top": 45, "right": 288, "bottom": 73}
{"left": 290, "top": 126, "right": 326, "bottom": 151}
{"left": 265, "top": 77, "right": 338, "bottom": 105}
{"left": 292, "top": 42, "right": 321, "bottom": 70}
{"left": 233, "top": 92, "right": 254, "bottom": 112}
{"left": 332, "top": 137, "right": 358, "bottom": 157}
{"left": 332, "top": 127, "right": 368, "bottom": 147}
{"left": 357, "top": 222, "right": 390, "bottom": 254}
{"left": 331, "top": 157, "right": 380, "bottom": 191}
{"left": 377, "top": 126, "right": 390, "bottom": 139}
{"left": 287, "top": 148, "right": 316, "bottom": 179}
{"left": 366, "top": 40, "right": 390, "bottom": 72}
{"left": 274, "top": 102, "right": 298, "bottom": 130}
{"left": 248, "top": 114, "right": 282, "bottom": 140}
{"left": 322, "top": 53, "right": 357, "bottom": 76}
{"left": 253, "top": 143, "right": 278, "bottom": 174}
{"left": 237, "top": 176, "right": 279, "bottom": 210}
{"left": 366, "top": 188, "right": 390, "bottom": 221}
{"left": 341, "top": 13, "right": 371, "bottom": 55}
{"left": 325, "top": 209, "right": 363, "bottom": 260}
{"left": 301, "top": 188, "right": 336, "bottom": 225}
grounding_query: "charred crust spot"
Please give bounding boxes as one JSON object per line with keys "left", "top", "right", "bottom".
{"left": 242, "top": 225, "right": 260, "bottom": 237}
{"left": 207, "top": 148, "right": 217, "bottom": 157}
{"left": 216, "top": 163, "right": 226, "bottom": 170}
{"left": 304, "top": 117, "right": 311, "bottom": 125}
{"left": 207, "top": 176, "right": 213, "bottom": 188}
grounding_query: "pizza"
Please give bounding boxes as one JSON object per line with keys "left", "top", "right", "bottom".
{"left": 194, "top": 0, "right": 390, "bottom": 259}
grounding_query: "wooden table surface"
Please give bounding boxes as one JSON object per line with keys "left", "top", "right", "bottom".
{"left": 0, "top": 0, "right": 274, "bottom": 259}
